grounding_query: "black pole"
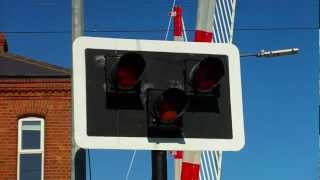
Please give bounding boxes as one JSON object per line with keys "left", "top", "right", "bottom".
{"left": 75, "top": 148, "right": 86, "bottom": 180}
{"left": 151, "top": 150, "right": 167, "bottom": 180}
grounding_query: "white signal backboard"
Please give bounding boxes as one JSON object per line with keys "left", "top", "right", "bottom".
{"left": 72, "top": 36, "right": 245, "bottom": 151}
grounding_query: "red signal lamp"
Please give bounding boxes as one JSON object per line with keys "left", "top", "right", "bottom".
{"left": 152, "top": 88, "right": 189, "bottom": 123}
{"left": 190, "top": 57, "right": 224, "bottom": 93}
{"left": 159, "top": 103, "right": 178, "bottom": 122}
{"left": 113, "top": 53, "right": 146, "bottom": 90}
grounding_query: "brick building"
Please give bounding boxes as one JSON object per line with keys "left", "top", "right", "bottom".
{"left": 0, "top": 33, "right": 72, "bottom": 180}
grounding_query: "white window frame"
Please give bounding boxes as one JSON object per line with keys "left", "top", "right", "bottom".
{"left": 17, "top": 117, "right": 44, "bottom": 180}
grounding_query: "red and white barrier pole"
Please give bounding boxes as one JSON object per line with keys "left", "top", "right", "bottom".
{"left": 172, "top": 5, "right": 184, "bottom": 180}
{"left": 172, "top": 151, "right": 183, "bottom": 180}
{"left": 180, "top": 1, "right": 217, "bottom": 180}
{"left": 173, "top": 5, "right": 184, "bottom": 41}
{"left": 194, "top": 0, "right": 216, "bottom": 42}
{"left": 180, "top": 151, "right": 201, "bottom": 180}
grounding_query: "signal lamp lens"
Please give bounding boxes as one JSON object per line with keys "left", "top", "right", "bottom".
{"left": 116, "top": 66, "right": 139, "bottom": 89}
{"left": 159, "top": 103, "right": 178, "bottom": 122}
{"left": 153, "top": 88, "right": 189, "bottom": 123}
{"left": 114, "top": 53, "right": 146, "bottom": 89}
{"left": 191, "top": 57, "right": 224, "bottom": 92}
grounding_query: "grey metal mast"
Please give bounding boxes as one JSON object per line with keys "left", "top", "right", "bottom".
{"left": 72, "top": 0, "right": 85, "bottom": 179}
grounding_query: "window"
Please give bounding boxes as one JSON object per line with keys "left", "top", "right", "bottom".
{"left": 17, "top": 117, "right": 44, "bottom": 180}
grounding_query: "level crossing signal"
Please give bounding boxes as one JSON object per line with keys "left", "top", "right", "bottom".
{"left": 73, "top": 37, "right": 245, "bottom": 151}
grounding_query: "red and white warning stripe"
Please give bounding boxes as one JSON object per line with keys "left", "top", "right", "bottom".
{"left": 171, "top": 1, "right": 217, "bottom": 180}
{"left": 172, "top": 151, "right": 201, "bottom": 180}
{"left": 172, "top": 151, "right": 183, "bottom": 180}
{"left": 179, "top": 1, "right": 217, "bottom": 180}
{"left": 180, "top": 151, "right": 201, "bottom": 180}
{"left": 172, "top": 5, "right": 184, "bottom": 41}
{"left": 194, "top": 0, "right": 216, "bottom": 42}
{"left": 171, "top": 5, "right": 184, "bottom": 180}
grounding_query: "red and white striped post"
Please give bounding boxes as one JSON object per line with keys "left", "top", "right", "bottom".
{"left": 194, "top": 0, "right": 216, "bottom": 43}
{"left": 173, "top": 5, "right": 184, "bottom": 41}
{"left": 181, "top": 151, "right": 201, "bottom": 180}
{"left": 172, "top": 151, "right": 183, "bottom": 180}
{"left": 171, "top": 5, "right": 185, "bottom": 180}
{"left": 180, "top": 1, "right": 217, "bottom": 180}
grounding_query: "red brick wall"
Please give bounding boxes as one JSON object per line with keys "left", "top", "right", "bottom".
{"left": 0, "top": 78, "right": 71, "bottom": 180}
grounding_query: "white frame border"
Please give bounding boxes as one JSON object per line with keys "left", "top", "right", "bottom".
{"left": 73, "top": 37, "right": 245, "bottom": 151}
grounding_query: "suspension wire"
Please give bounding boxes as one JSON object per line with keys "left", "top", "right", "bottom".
{"left": 125, "top": 150, "right": 137, "bottom": 180}
{"left": 164, "top": 0, "right": 177, "bottom": 40}
{"left": 181, "top": 17, "right": 188, "bottom": 42}
{"left": 87, "top": 149, "right": 93, "bottom": 180}
{"left": 1, "top": 26, "right": 317, "bottom": 36}
{"left": 218, "top": 152, "right": 223, "bottom": 180}
{"left": 199, "top": 156, "right": 204, "bottom": 180}
{"left": 213, "top": 15, "right": 221, "bottom": 42}
{"left": 205, "top": 151, "right": 215, "bottom": 180}
{"left": 209, "top": 151, "right": 219, "bottom": 180}
{"left": 201, "top": 152, "right": 209, "bottom": 180}
{"left": 229, "top": 0, "right": 237, "bottom": 42}
{"left": 220, "top": 0, "right": 230, "bottom": 42}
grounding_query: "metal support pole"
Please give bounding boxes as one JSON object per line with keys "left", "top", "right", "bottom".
{"left": 72, "top": 0, "right": 85, "bottom": 179}
{"left": 72, "top": 0, "right": 84, "bottom": 41}
{"left": 152, "top": 150, "right": 167, "bottom": 180}
{"left": 74, "top": 148, "right": 86, "bottom": 180}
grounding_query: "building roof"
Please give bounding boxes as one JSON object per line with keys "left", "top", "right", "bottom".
{"left": 0, "top": 53, "right": 70, "bottom": 78}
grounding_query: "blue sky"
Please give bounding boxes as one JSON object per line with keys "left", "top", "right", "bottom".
{"left": 1, "top": 0, "right": 319, "bottom": 179}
